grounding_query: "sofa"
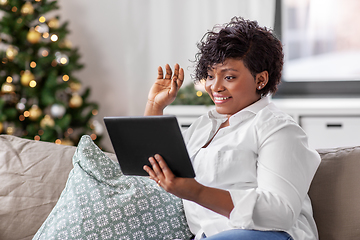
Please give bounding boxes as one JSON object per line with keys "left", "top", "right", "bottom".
{"left": 0, "top": 134, "right": 360, "bottom": 240}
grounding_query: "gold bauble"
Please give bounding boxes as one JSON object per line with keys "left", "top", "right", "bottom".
{"left": 0, "top": 122, "right": 3, "bottom": 133}
{"left": 40, "top": 115, "right": 55, "bottom": 128}
{"left": 6, "top": 46, "right": 18, "bottom": 61}
{"left": 21, "top": 2, "right": 34, "bottom": 15}
{"left": 1, "top": 82, "right": 15, "bottom": 93}
{"left": 0, "top": 0, "right": 8, "bottom": 6}
{"left": 59, "top": 39, "right": 72, "bottom": 49}
{"left": 69, "top": 81, "right": 82, "bottom": 92}
{"left": 69, "top": 94, "right": 83, "bottom": 108}
{"left": 48, "top": 18, "right": 59, "bottom": 29}
{"left": 60, "top": 139, "right": 73, "bottom": 146}
{"left": 29, "top": 105, "right": 42, "bottom": 121}
{"left": 21, "top": 70, "right": 35, "bottom": 86}
{"left": 27, "top": 28, "right": 41, "bottom": 44}
{"left": 6, "top": 126, "right": 14, "bottom": 135}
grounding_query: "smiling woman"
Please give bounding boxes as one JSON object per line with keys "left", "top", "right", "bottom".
{"left": 143, "top": 17, "right": 321, "bottom": 240}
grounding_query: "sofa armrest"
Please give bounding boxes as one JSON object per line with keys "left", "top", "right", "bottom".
{"left": 309, "top": 145, "right": 360, "bottom": 240}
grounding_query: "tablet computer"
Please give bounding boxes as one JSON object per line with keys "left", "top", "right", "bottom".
{"left": 103, "top": 115, "right": 195, "bottom": 178}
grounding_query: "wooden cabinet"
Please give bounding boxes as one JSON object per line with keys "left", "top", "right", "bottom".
{"left": 165, "top": 98, "right": 360, "bottom": 149}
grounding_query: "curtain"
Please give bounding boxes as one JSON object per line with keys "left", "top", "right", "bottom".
{"left": 59, "top": 0, "right": 275, "bottom": 147}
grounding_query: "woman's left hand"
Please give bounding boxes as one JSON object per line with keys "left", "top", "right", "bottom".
{"left": 143, "top": 154, "right": 202, "bottom": 201}
{"left": 144, "top": 154, "right": 234, "bottom": 218}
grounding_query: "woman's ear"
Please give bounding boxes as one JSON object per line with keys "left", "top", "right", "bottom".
{"left": 256, "top": 71, "right": 269, "bottom": 90}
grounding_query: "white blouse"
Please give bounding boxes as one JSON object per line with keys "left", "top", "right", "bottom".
{"left": 182, "top": 97, "right": 321, "bottom": 240}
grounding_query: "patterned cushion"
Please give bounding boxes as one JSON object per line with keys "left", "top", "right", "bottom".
{"left": 33, "top": 135, "right": 193, "bottom": 240}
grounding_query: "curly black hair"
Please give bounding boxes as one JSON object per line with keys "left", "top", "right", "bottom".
{"left": 194, "top": 16, "right": 284, "bottom": 96}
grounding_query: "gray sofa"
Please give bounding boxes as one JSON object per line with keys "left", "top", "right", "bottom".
{"left": 0, "top": 134, "right": 359, "bottom": 240}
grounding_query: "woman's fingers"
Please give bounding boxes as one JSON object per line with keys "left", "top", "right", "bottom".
{"left": 148, "top": 156, "right": 165, "bottom": 179}
{"left": 143, "top": 165, "right": 156, "bottom": 179}
{"left": 157, "top": 66, "right": 164, "bottom": 79}
{"left": 144, "top": 154, "right": 175, "bottom": 183}
{"left": 177, "top": 67, "right": 184, "bottom": 88}
{"left": 162, "top": 64, "right": 183, "bottom": 81}
{"left": 165, "top": 64, "right": 172, "bottom": 79}
{"left": 154, "top": 154, "right": 175, "bottom": 179}
{"left": 173, "top": 63, "right": 180, "bottom": 79}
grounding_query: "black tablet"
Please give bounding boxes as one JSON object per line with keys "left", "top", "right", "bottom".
{"left": 103, "top": 115, "right": 195, "bottom": 178}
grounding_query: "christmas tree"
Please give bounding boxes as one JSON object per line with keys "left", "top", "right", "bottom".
{"left": 172, "top": 82, "right": 214, "bottom": 106}
{"left": 0, "top": 0, "right": 103, "bottom": 147}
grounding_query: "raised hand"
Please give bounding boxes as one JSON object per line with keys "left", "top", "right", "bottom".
{"left": 145, "top": 63, "right": 184, "bottom": 116}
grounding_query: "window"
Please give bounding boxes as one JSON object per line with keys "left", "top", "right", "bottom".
{"left": 273, "top": 0, "right": 360, "bottom": 98}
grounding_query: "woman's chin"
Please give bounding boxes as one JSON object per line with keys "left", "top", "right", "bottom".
{"left": 215, "top": 106, "right": 231, "bottom": 115}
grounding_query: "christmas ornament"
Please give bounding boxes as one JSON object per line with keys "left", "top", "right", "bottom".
{"left": 6, "top": 46, "right": 18, "bottom": 61}
{"left": 91, "top": 120, "right": 104, "bottom": 135}
{"left": 29, "top": 105, "right": 42, "bottom": 121}
{"left": 55, "top": 52, "right": 69, "bottom": 65}
{"left": 69, "top": 81, "right": 82, "bottom": 92}
{"left": 35, "top": 23, "right": 49, "bottom": 33}
{"left": 48, "top": 18, "right": 59, "bottom": 29}
{"left": 69, "top": 94, "right": 83, "bottom": 108}
{"left": 21, "top": 70, "right": 35, "bottom": 86}
{"left": 17, "top": 98, "right": 27, "bottom": 111}
{"left": 1, "top": 82, "right": 15, "bottom": 93}
{"left": 16, "top": 102, "right": 26, "bottom": 111}
{"left": 50, "top": 104, "right": 66, "bottom": 118}
{"left": 21, "top": 2, "right": 34, "bottom": 15}
{"left": 40, "top": 115, "right": 55, "bottom": 128}
{"left": 60, "top": 138, "right": 73, "bottom": 146}
{"left": 0, "top": 0, "right": 8, "bottom": 6}
{"left": 38, "top": 47, "right": 49, "bottom": 57}
{"left": 6, "top": 126, "right": 14, "bottom": 135}
{"left": 0, "top": 122, "right": 3, "bottom": 133}
{"left": 27, "top": 28, "right": 41, "bottom": 44}
{"left": 59, "top": 39, "right": 72, "bottom": 49}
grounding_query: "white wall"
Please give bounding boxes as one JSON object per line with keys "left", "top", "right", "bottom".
{"left": 56, "top": 0, "right": 275, "bottom": 150}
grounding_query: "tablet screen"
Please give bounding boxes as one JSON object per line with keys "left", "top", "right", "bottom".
{"left": 104, "top": 115, "right": 195, "bottom": 178}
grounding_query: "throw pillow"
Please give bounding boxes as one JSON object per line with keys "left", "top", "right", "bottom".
{"left": 33, "top": 135, "right": 193, "bottom": 240}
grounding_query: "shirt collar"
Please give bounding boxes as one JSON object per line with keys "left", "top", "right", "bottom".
{"left": 208, "top": 96, "right": 271, "bottom": 125}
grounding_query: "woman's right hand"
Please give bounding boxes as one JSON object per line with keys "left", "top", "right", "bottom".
{"left": 144, "top": 63, "right": 184, "bottom": 116}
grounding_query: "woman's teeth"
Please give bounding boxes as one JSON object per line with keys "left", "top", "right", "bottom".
{"left": 214, "top": 96, "right": 230, "bottom": 100}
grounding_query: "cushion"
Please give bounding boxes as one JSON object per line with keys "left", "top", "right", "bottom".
{"left": 0, "top": 135, "right": 77, "bottom": 240}
{"left": 33, "top": 135, "right": 193, "bottom": 240}
{"left": 309, "top": 146, "right": 360, "bottom": 240}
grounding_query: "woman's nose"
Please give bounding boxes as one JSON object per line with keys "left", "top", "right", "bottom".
{"left": 210, "top": 78, "right": 225, "bottom": 92}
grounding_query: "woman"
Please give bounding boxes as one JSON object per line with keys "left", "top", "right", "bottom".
{"left": 143, "top": 17, "right": 320, "bottom": 240}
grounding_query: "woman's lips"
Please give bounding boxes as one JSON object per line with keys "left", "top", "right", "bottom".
{"left": 213, "top": 96, "right": 232, "bottom": 104}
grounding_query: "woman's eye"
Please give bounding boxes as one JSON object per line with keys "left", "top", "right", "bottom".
{"left": 225, "top": 76, "right": 234, "bottom": 80}
{"left": 206, "top": 75, "right": 214, "bottom": 80}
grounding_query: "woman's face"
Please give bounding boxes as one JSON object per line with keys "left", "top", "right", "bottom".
{"left": 205, "top": 58, "right": 263, "bottom": 118}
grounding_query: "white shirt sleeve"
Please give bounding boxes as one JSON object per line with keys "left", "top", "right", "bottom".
{"left": 229, "top": 118, "right": 321, "bottom": 231}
